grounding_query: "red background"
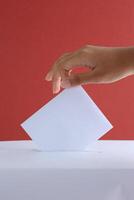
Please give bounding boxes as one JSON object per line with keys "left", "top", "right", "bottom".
{"left": 0, "top": 0, "right": 134, "bottom": 141}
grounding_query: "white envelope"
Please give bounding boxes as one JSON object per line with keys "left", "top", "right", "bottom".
{"left": 21, "top": 86, "right": 113, "bottom": 151}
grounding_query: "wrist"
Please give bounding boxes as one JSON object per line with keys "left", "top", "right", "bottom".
{"left": 114, "top": 46, "right": 134, "bottom": 75}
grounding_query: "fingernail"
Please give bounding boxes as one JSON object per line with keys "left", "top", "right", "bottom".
{"left": 53, "top": 85, "right": 60, "bottom": 94}
{"left": 45, "top": 75, "right": 51, "bottom": 81}
{"left": 53, "top": 90, "right": 58, "bottom": 94}
{"left": 61, "top": 79, "right": 71, "bottom": 88}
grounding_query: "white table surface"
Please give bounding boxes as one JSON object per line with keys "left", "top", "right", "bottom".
{"left": 0, "top": 140, "right": 134, "bottom": 200}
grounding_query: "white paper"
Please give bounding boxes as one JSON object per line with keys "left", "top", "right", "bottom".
{"left": 21, "top": 86, "right": 113, "bottom": 151}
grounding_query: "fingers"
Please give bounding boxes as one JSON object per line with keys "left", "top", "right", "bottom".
{"left": 57, "top": 52, "right": 87, "bottom": 71}
{"left": 52, "top": 69, "right": 72, "bottom": 93}
{"left": 45, "top": 51, "right": 85, "bottom": 81}
{"left": 60, "top": 69, "right": 71, "bottom": 79}
{"left": 45, "top": 52, "right": 72, "bottom": 83}
{"left": 61, "top": 70, "right": 102, "bottom": 88}
{"left": 52, "top": 72, "right": 61, "bottom": 94}
{"left": 45, "top": 48, "right": 95, "bottom": 93}
{"left": 45, "top": 70, "right": 53, "bottom": 81}
{"left": 45, "top": 52, "right": 75, "bottom": 94}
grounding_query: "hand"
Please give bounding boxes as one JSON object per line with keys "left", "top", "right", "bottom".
{"left": 45, "top": 45, "right": 134, "bottom": 94}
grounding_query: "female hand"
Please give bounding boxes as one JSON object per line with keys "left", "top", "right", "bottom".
{"left": 45, "top": 45, "right": 134, "bottom": 94}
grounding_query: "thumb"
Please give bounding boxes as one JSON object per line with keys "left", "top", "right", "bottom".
{"left": 61, "top": 70, "right": 100, "bottom": 88}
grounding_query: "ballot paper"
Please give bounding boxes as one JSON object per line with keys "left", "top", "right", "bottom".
{"left": 21, "top": 86, "right": 113, "bottom": 151}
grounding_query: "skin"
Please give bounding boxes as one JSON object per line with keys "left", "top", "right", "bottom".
{"left": 45, "top": 45, "right": 134, "bottom": 94}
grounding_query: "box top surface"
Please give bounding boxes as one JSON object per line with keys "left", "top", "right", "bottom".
{"left": 0, "top": 140, "right": 134, "bottom": 170}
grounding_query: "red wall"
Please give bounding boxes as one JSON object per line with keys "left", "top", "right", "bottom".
{"left": 0, "top": 0, "right": 134, "bottom": 141}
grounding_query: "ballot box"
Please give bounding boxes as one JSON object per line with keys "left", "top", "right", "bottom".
{"left": 0, "top": 140, "right": 134, "bottom": 200}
